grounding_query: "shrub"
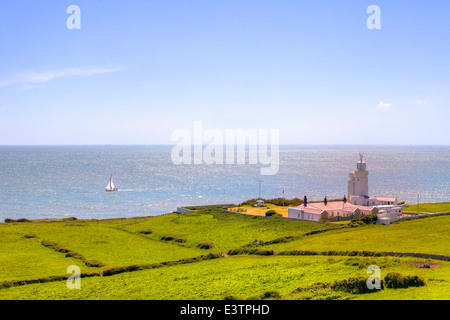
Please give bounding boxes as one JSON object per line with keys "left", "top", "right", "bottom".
{"left": 62, "top": 217, "right": 78, "bottom": 221}
{"left": 23, "top": 234, "right": 37, "bottom": 239}
{"left": 384, "top": 272, "right": 426, "bottom": 289}
{"left": 261, "top": 291, "right": 281, "bottom": 299}
{"left": 265, "top": 210, "right": 277, "bottom": 217}
{"left": 360, "top": 215, "right": 372, "bottom": 224}
{"left": 65, "top": 252, "right": 83, "bottom": 260}
{"left": 267, "top": 236, "right": 294, "bottom": 244}
{"left": 349, "top": 220, "right": 365, "bottom": 227}
{"left": 331, "top": 276, "right": 382, "bottom": 294}
{"left": 85, "top": 260, "right": 105, "bottom": 268}
{"left": 292, "top": 282, "right": 331, "bottom": 293}
{"left": 161, "top": 235, "right": 187, "bottom": 243}
{"left": 41, "top": 240, "right": 105, "bottom": 268}
{"left": 227, "top": 248, "right": 273, "bottom": 256}
{"left": 4, "top": 218, "right": 31, "bottom": 223}
{"left": 197, "top": 242, "right": 214, "bottom": 249}
{"left": 272, "top": 213, "right": 283, "bottom": 217}
{"left": 139, "top": 230, "right": 153, "bottom": 235}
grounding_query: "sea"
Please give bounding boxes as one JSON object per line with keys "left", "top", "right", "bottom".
{"left": 0, "top": 145, "right": 449, "bottom": 221}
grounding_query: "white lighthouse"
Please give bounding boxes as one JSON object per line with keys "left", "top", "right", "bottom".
{"left": 348, "top": 153, "right": 369, "bottom": 202}
{"left": 288, "top": 153, "right": 403, "bottom": 223}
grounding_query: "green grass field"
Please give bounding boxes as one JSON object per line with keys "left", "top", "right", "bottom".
{"left": 403, "top": 202, "right": 450, "bottom": 213}
{"left": 0, "top": 206, "right": 449, "bottom": 300}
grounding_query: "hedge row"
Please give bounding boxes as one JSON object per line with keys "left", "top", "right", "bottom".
{"left": 0, "top": 272, "right": 100, "bottom": 290}
{"left": 102, "top": 253, "right": 222, "bottom": 277}
{"left": 278, "top": 250, "right": 385, "bottom": 257}
{"left": 291, "top": 276, "right": 379, "bottom": 295}
{"left": 227, "top": 247, "right": 450, "bottom": 262}
{"left": 292, "top": 273, "right": 425, "bottom": 295}
{"left": 4, "top": 218, "right": 31, "bottom": 223}
{"left": 384, "top": 272, "right": 426, "bottom": 288}
{"left": 227, "top": 248, "right": 274, "bottom": 256}
{"left": 331, "top": 276, "right": 382, "bottom": 294}
{"left": 161, "top": 235, "right": 187, "bottom": 243}
{"left": 41, "top": 240, "right": 105, "bottom": 268}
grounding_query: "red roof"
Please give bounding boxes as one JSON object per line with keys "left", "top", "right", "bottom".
{"left": 294, "top": 201, "right": 374, "bottom": 215}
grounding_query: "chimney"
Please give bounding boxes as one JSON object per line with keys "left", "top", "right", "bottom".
{"left": 324, "top": 196, "right": 327, "bottom": 206}
{"left": 304, "top": 196, "right": 307, "bottom": 207}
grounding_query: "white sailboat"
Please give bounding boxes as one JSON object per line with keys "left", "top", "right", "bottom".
{"left": 105, "top": 175, "right": 118, "bottom": 192}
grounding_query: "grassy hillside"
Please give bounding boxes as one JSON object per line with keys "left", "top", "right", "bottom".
{"left": 109, "top": 208, "right": 335, "bottom": 253}
{"left": 1, "top": 254, "right": 449, "bottom": 300}
{"left": 1, "top": 207, "right": 449, "bottom": 300}
{"left": 0, "top": 208, "right": 334, "bottom": 282}
{"left": 403, "top": 202, "right": 450, "bottom": 213}
{"left": 263, "top": 215, "right": 450, "bottom": 255}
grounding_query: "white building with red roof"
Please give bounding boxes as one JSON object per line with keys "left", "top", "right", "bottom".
{"left": 288, "top": 154, "right": 403, "bottom": 222}
{"left": 288, "top": 196, "right": 376, "bottom": 222}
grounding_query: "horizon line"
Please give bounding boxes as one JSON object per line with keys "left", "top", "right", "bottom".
{"left": 0, "top": 143, "right": 449, "bottom": 147}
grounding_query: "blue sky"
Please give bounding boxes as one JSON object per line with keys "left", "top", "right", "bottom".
{"left": 0, "top": 0, "right": 449, "bottom": 145}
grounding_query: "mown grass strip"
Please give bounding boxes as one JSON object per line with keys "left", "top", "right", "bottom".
{"left": 41, "top": 240, "right": 105, "bottom": 268}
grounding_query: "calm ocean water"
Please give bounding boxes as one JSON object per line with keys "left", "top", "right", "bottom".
{"left": 0, "top": 145, "right": 448, "bottom": 221}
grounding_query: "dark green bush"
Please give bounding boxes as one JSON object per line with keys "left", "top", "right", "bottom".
{"left": 331, "top": 276, "right": 382, "bottom": 294}
{"left": 161, "top": 235, "right": 187, "bottom": 243}
{"left": 41, "top": 240, "right": 105, "bottom": 268}
{"left": 227, "top": 248, "right": 273, "bottom": 256}
{"left": 65, "top": 252, "right": 83, "bottom": 259}
{"left": 197, "top": 242, "right": 214, "bottom": 249}
{"left": 261, "top": 291, "right": 281, "bottom": 299}
{"left": 84, "top": 260, "right": 105, "bottom": 268}
{"left": 265, "top": 210, "right": 277, "bottom": 217}
{"left": 23, "top": 234, "right": 37, "bottom": 239}
{"left": 62, "top": 217, "right": 78, "bottom": 221}
{"left": 139, "top": 230, "right": 153, "bottom": 235}
{"left": 4, "top": 218, "right": 31, "bottom": 223}
{"left": 384, "top": 272, "right": 426, "bottom": 289}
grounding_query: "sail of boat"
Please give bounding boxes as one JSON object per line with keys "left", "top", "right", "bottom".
{"left": 105, "top": 175, "right": 117, "bottom": 192}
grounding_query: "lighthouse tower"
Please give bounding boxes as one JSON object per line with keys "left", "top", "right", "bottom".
{"left": 348, "top": 153, "right": 369, "bottom": 202}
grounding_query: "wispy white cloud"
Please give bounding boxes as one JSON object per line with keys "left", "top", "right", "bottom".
{"left": 414, "top": 99, "right": 428, "bottom": 105}
{"left": 377, "top": 101, "right": 392, "bottom": 111}
{"left": 0, "top": 67, "right": 121, "bottom": 88}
